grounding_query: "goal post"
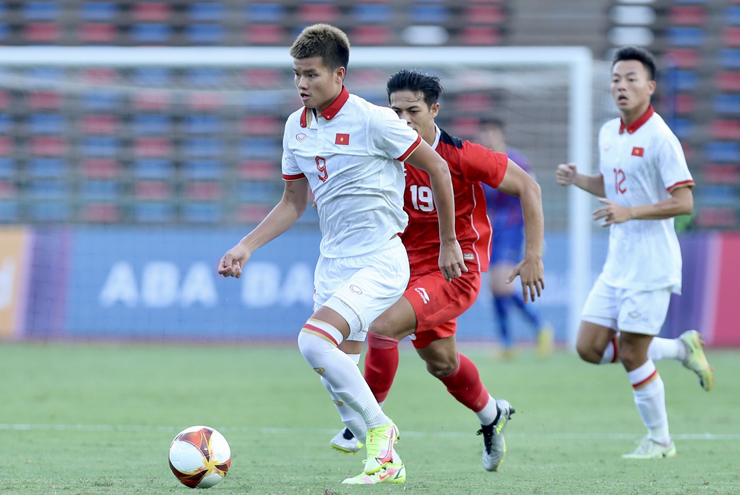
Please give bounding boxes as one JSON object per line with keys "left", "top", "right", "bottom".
{"left": 0, "top": 46, "right": 597, "bottom": 347}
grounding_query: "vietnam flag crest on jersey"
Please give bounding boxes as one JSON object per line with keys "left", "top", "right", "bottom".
{"left": 335, "top": 133, "right": 350, "bottom": 145}
{"left": 631, "top": 146, "right": 644, "bottom": 157}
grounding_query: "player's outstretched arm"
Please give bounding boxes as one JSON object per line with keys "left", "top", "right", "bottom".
{"left": 405, "top": 140, "right": 467, "bottom": 282}
{"left": 218, "top": 178, "right": 309, "bottom": 278}
{"left": 556, "top": 163, "right": 606, "bottom": 197}
{"left": 495, "top": 159, "right": 545, "bottom": 302}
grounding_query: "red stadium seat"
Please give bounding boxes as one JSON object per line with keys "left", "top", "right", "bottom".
{"left": 696, "top": 208, "right": 738, "bottom": 228}
{"left": 675, "top": 94, "right": 695, "bottom": 114}
{"left": 186, "top": 182, "right": 221, "bottom": 201}
{"left": 82, "top": 203, "right": 121, "bottom": 223}
{"left": 132, "top": 91, "right": 170, "bottom": 111}
{"left": 244, "top": 25, "right": 286, "bottom": 45}
{"left": 710, "top": 120, "right": 740, "bottom": 140}
{"left": 716, "top": 71, "right": 740, "bottom": 91}
{"left": 80, "top": 115, "right": 119, "bottom": 135}
{"left": 454, "top": 93, "right": 494, "bottom": 113}
{"left": 460, "top": 26, "right": 501, "bottom": 45}
{"left": 351, "top": 26, "right": 392, "bottom": 45}
{"left": 28, "top": 91, "right": 62, "bottom": 110}
{"left": 237, "top": 204, "right": 272, "bottom": 223}
{"left": 669, "top": 7, "right": 707, "bottom": 26}
{"left": 298, "top": 4, "right": 340, "bottom": 23}
{"left": 702, "top": 164, "right": 740, "bottom": 184}
{"left": 133, "top": 2, "right": 171, "bottom": 22}
{"left": 23, "top": 23, "right": 60, "bottom": 43}
{"left": 81, "top": 68, "right": 119, "bottom": 84}
{"left": 241, "top": 69, "right": 283, "bottom": 88}
{"left": 238, "top": 161, "right": 275, "bottom": 180}
{"left": 0, "top": 180, "right": 16, "bottom": 199}
{"left": 134, "top": 181, "right": 172, "bottom": 200}
{"left": 187, "top": 92, "right": 222, "bottom": 111}
{"left": 464, "top": 5, "right": 505, "bottom": 24}
{"left": 30, "top": 137, "right": 65, "bottom": 156}
{"left": 0, "top": 137, "right": 13, "bottom": 156}
{"left": 0, "top": 91, "right": 9, "bottom": 110}
{"left": 134, "top": 137, "right": 172, "bottom": 158}
{"left": 240, "top": 116, "right": 280, "bottom": 136}
{"left": 82, "top": 159, "right": 120, "bottom": 179}
{"left": 723, "top": 27, "right": 740, "bottom": 47}
{"left": 664, "top": 49, "right": 700, "bottom": 69}
{"left": 79, "top": 23, "right": 117, "bottom": 43}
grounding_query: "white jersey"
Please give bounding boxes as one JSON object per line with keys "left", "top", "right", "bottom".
{"left": 282, "top": 86, "right": 422, "bottom": 258}
{"left": 598, "top": 106, "right": 694, "bottom": 294}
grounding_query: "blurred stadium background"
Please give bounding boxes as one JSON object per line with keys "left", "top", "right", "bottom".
{"left": 0, "top": 0, "right": 738, "bottom": 348}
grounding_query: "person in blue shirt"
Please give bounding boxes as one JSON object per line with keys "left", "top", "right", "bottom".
{"left": 478, "top": 118, "right": 554, "bottom": 359}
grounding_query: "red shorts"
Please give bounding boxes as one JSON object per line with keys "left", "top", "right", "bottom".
{"left": 405, "top": 270, "right": 482, "bottom": 349}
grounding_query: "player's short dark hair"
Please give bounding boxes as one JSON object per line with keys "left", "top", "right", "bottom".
{"left": 479, "top": 117, "right": 505, "bottom": 132}
{"left": 290, "top": 24, "right": 350, "bottom": 71}
{"left": 612, "top": 46, "right": 656, "bottom": 81}
{"left": 386, "top": 70, "right": 443, "bottom": 108}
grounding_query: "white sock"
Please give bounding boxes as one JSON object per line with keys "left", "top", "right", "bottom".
{"left": 475, "top": 395, "right": 499, "bottom": 425}
{"left": 627, "top": 359, "right": 670, "bottom": 445}
{"left": 321, "top": 376, "right": 367, "bottom": 445}
{"left": 297, "top": 322, "right": 390, "bottom": 428}
{"left": 648, "top": 337, "right": 686, "bottom": 362}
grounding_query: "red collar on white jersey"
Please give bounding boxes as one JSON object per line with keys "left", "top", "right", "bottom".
{"left": 300, "top": 86, "right": 350, "bottom": 128}
{"left": 619, "top": 105, "right": 654, "bottom": 135}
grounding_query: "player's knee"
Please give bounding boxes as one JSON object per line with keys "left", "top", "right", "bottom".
{"left": 575, "top": 340, "right": 601, "bottom": 364}
{"left": 425, "top": 354, "right": 458, "bottom": 378}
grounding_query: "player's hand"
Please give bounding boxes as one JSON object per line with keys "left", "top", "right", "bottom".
{"left": 438, "top": 239, "right": 468, "bottom": 282}
{"left": 593, "top": 198, "right": 632, "bottom": 226}
{"left": 507, "top": 257, "right": 545, "bottom": 303}
{"left": 218, "top": 244, "right": 251, "bottom": 278}
{"left": 556, "top": 163, "right": 578, "bottom": 186}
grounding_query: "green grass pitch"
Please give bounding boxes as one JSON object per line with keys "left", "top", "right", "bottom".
{"left": 2, "top": 343, "right": 739, "bottom": 494}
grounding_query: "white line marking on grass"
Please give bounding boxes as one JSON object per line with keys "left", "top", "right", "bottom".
{"left": 1, "top": 424, "right": 739, "bottom": 441}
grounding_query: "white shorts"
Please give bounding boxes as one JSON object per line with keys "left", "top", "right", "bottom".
{"left": 581, "top": 276, "right": 671, "bottom": 336}
{"left": 314, "top": 235, "right": 410, "bottom": 341}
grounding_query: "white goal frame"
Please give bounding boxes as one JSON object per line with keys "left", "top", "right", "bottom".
{"left": 0, "top": 46, "right": 593, "bottom": 349}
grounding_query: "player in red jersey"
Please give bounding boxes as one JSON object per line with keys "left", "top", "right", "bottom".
{"left": 330, "top": 70, "right": 545, "bottom": 477}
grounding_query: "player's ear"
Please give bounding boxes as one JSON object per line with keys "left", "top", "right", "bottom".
{"left": 647, "top": 79, "right": 656, "bottom": 96}
{"left": 430, "top": 102, "right": 440, "bottom": 118}
{"left": 335, "top": 66, "right": 345, "bottom": 83}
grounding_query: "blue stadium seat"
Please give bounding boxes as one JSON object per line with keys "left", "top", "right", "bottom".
{"left": 134, "top": 202, "right": 174, "bottom": 223}
{"left": 240, "top": 92, "right": 282, "bottom": 111}
{"left": 0, "top": 113, "right": 11, "bottom": 134}
{"left": 0, "top": 3, "right": 7, "bottom": 18}
{"left": 189, "top": 2, "right": 225, "bottom": 21}
{"left": 186, "top": 69, "right": 225, "bottom": 88}
{"left": 697, "top": 185, "right": 738, "bottom": 207}
{"left": 82, "top": 90, "right": 121, "bottom": 111}
{"left": 674, "top": 0, "right": 707, "bottom": 3}
{"left": 719, "top": 49, "right": 740, "bottom": 69}
{"left": 726, "top": 7, "right": 740, "bottom": 26}
{"left": 132, "top": 159, "right": 174, "bottom": 179}
{"left": 132, "top": 68, "right": 172, "bottom": 86}
{"left": 238, "top": 181, "right": 280, "bottom": 203}
{"left": 184, "top": 138, "right": 225, "bottom": 158}
{"left": 27, "top": 180, "right": 68, "bottom": 200}
{"left": 0, "top": 23, "right": 8, "bottom": 41}
{"left": 407, "top": 5, "right": 450, "bottom": 24}
{"left": 671, "top": 118, "right": 694, "bottom": 139}
{"left": 22, "top": 1, "right": 59, "bottom": 20}
{"left": 185, "top": 115, "right": 223, "bottom": 134}
{"left": 667, "top": 27, "right": 705, "bottom": 47}
{"left": 186, "top": 24, "right": 226, "bottom": 44}
{"left": 352, "top": 4, "right": 392, "bottom": 23}
{"left": 80, "top": 1, "right": 118, "bottom": 21}
{"left": 28, "top": 114, "right": 64, "bottom": 134}
{"left": 183, "top": 203, "right": 222, "bottom": 223}
{"left": 705, "top": 142, "right": 740, "bottom": 163}
{"left": 245, "top": 3, "right": 286, "bottom": 23}
{"left": 81, "top": 180, "right": 119, "bottom": 201}
{"left": 0, "top": 158, "right": 14, "bottom": 178}
{"left": 81, "top": 137, "right": 119, "bottom": 157}
{"left": 240, "top": 138, "right": 281, "bottom": 159}
{"left": 132, "top": 115, "right": 171, "bottom": 135}
{"left": 28, "top": 67, "right": 64, "bottom": 82}
{"left": 31, "top": 202, "right": 70, "bottom": 222}
{"left": 674, "top": 70, "right": 699, "bottom": 91}
{"left": 183, "top": 160, "right": 225, "bottom": 180}
{"left": 713, "top": 94, "right": 740, "bottom": 114}
{"left": 131, "top": 23, "right": 172, "bottom": 43}
{"left": 28, "top": 158, "right": 67, "bottom": 179}
{"left": 0, "top": 201, "right": 18, "bottom": 222}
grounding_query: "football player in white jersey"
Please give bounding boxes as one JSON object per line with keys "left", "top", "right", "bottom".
{"left": 218, "top": 24, "right": 466, "bottom": 484}
{"left": 556, "top": 46, "right": 714, "bottom": 459}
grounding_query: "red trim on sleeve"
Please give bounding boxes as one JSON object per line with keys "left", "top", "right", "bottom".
{"left": 667, "top": 180, "right": 694, "bottom": 192}
{"left": 396, "top": 135, "right": 422, "bottom": 162}
{"left": 282, "top": 173, "right": 305, "bottom": 181}
{"left": 619, "top": 105, "right": 654, "bottom": 134}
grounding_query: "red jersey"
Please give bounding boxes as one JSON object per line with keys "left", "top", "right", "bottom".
{"left": 401, "top": 127, "right": 508, "bottom": 276}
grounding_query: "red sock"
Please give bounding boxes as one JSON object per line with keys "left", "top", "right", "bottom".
{"left": 364, "top": 333, "right": 400, "bottom": 403}
{"left": 439, "top": 353, "right": 490, "bottom": 412}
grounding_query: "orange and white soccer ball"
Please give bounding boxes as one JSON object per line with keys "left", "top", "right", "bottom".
{"left": 168, "top": 426, "right": 231, "bottom": 489}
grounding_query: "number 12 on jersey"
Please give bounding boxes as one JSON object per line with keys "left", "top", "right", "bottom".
{"left": 410, "top": 185, "right": 435, "bottom": 212}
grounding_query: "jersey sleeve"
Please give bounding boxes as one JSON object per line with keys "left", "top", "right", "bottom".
{"left": 281, "top": 121, "right": 304, "bottom": 181}
{"left": 367, "top": 106, "right": 422, "bottom": 161}
{"left": 655, "top": 133, "right": 694, "bottom": 192}
{"left": 459, "top": 141, "right": 508, "bottom": 188}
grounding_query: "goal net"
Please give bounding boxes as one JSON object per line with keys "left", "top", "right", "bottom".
{"left": 0, "top": 47, "right": 617, "bottom": 346}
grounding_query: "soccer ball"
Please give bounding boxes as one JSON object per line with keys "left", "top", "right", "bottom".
{"left": 168, "top": 426, "right": 231, "bottom": 489}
